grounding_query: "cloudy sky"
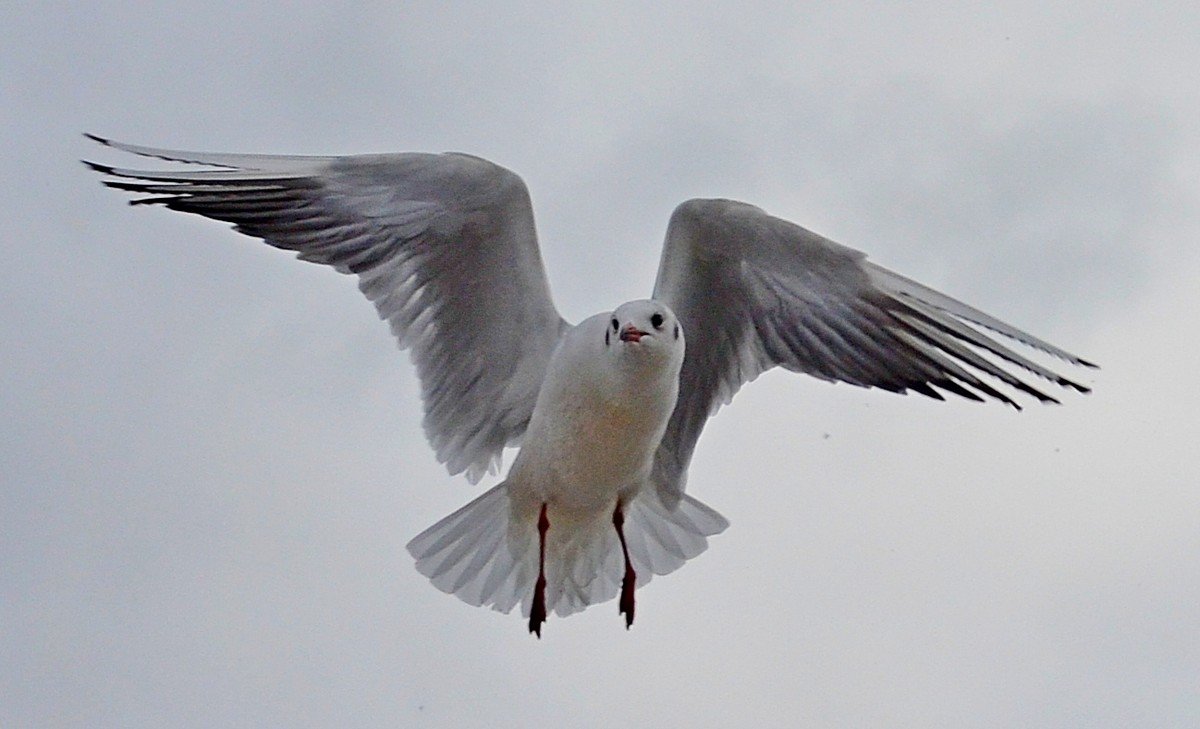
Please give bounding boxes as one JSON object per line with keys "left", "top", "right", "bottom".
{"left": 4, "top": 2, "right": 1199, "bottom": 727}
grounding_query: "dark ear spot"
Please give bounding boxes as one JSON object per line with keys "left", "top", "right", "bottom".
{"left": 673, "top": 324, "right": 680, "bottom": 340}
{"left": 605, "top": 329, "right": 610, "bottom": 346}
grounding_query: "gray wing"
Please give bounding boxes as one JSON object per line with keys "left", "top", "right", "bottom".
{"left": 650, "top": 198, "right": 1096, "bottom": 506}
{"left": 85, "top": 135, "right": 568, "bottom": 482}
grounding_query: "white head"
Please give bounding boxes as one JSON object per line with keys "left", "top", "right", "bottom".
{"left": 545, "top": 300, "right": 685, "bottom": 404}
{"left": 603, "top": 299, "right": 685, "bottom": 375}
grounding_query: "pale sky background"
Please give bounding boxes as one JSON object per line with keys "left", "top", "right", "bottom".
{"left": 3, "top": 3, "right": 1199, "bottom": 727}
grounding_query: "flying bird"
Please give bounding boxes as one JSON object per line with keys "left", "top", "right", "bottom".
{"left": 84, "top": 134, "right": 1095, "bottom": 637}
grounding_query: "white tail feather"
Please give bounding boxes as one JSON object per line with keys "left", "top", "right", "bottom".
{"left": 406, "top": 484, "right": 728, "bottom": 620}
{"left": 407, "top": 483, "right": 536, "bottom": 613}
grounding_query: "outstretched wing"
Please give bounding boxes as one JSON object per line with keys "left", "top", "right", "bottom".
{"left": 650, "top": 198, "right": 1096, "bottom": 505}
{"left": 85, "top": 135, "right": 569, "bottom": 482}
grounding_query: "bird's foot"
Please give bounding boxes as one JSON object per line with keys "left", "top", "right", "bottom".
{"left": 528, "top": 503, "right": 550, "bottom": 638}
{"left": 613, "top": 502, "right": 636, "bottom": 629}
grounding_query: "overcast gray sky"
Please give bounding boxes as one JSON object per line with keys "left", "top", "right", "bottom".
{"left": 3, "top": 2, "right": 1199, "bottom": 727}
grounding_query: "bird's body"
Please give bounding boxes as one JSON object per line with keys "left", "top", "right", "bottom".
{"left": 85, "top": 135, "right": 1095, "bottom": 636}
{"left": 512, "top": 306, "right": 682, "bottom": 513}
{"left": 410, "top": 303, "right": 713, "bottom": 634}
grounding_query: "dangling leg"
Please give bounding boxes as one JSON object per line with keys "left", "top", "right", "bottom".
{"left": 612, "top": 501, "right": 636, "bottom": 629}
{"left": 528, "top": 503, "right": 550, "bottom": 638}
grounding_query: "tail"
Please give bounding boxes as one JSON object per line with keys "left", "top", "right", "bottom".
{"left": 406, "top": 484, "right": 729, "bottom": 622}
{"left": 406, "top": 483, "right": 536, "bottom": 614}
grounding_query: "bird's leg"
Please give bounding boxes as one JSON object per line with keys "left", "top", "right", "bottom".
{"left": 528, "top": 503, "right": 550, "bottom": 638}
{"left": 613, "top": 501, "right": 636, "bottom": 629}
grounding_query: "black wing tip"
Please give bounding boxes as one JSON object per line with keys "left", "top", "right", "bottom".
{"left": 1008, "top": 375, "right": 1062, "bottom": 407}
{"left": 83, "top": 132, "right": 112, "bottom": 146}
{"left": 1058, "top": 376, "right": 1092, "bottom": 394}
{"left": 81, "top": 159, "right": 114, "bottom": 175}
{"left": 913, "top": 373, "right": 1075, "bottom": 410}
{"left": 1031, "top": 390, "right": 1062, "bottom": 407}
{"left": 83, "top": 161, "right": 168, "bottom": 205}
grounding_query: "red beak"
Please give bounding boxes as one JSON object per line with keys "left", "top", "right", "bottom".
{"left": 619, "top": 325, "right": 646, "bottom": 343}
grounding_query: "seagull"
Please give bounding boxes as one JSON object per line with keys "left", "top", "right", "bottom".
{"left": 84, "top": 134, "right": 1095, "bottom": 637}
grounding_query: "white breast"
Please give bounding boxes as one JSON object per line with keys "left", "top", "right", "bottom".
{"left": 506, "top": 313, "right": 682, "bottom": 514}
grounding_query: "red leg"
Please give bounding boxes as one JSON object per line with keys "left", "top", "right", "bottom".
{"left": 612, "top": 502, "right": 636, "bottom": 629}
{"left": 528, "top": 503, "right": 549, "bottom": 638}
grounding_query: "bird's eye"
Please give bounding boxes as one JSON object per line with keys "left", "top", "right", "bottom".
{"left": 611, "top": 318, "right": 619, "bottom": 332}
{"left": 650, "top": 313, "right": 664, "bottom": 329}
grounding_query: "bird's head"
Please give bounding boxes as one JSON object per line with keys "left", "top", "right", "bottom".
{"left": 603, "top": 300, "right": 685, "bottom": 371}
